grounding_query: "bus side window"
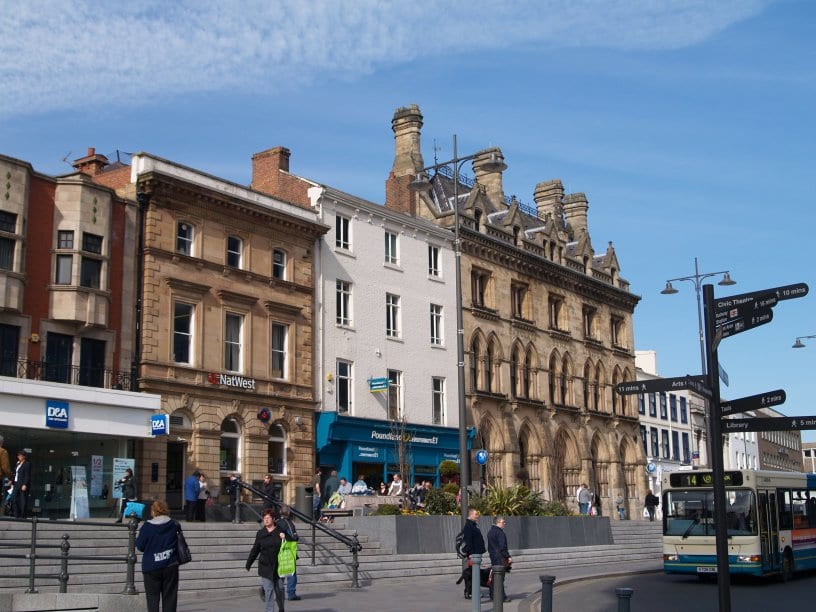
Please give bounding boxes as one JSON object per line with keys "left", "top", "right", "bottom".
{"left": 808, "top": 495, "right": 816, "bottom": 528}
{"left": 778, "top": 489, "right": 793, "bottom": 530}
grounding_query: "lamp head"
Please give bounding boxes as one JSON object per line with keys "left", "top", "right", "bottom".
{"left": 793, "top": 338, "right": 806, "bottom": 349}
{"left": 718, "top": 272, "right": 736, "bottom": 287}
{"left": 660, "top": 281, "right": 679, "bottom": 295}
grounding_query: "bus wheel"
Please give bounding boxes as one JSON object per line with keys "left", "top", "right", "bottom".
{"left": 781, "top": 551, "right": 794, "bottom": 582}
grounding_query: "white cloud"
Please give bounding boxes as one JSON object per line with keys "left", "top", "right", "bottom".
{"left": 0, "top": 0, "right": 773, "bottom": 118}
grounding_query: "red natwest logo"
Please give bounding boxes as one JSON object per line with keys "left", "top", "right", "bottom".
{"left": 208, "top": 372, "right": 257, "bottom": 390}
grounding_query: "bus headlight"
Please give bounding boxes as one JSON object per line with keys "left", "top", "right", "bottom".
{"left": 664, "top": 554, "right": 679, "bottom": 562}
{"left": 737, "top": 555, "right": 760, "bottom": 563}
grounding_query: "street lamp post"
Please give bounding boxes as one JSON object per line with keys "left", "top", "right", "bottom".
{"left": 409, "top": 135, "right": 506, "bottom": 521}
{"left": 661, "top": 257, "right": 735, "bottom": 465}
{"left": 792, "top": 334, "right": 816, "bottom": 349}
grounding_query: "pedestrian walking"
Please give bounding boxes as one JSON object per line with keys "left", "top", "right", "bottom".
{"left": 116, "top": 468, "right": 138, "bottom": 523}
{"left": 276, "top": 505, "right": 300, "bottom": 601}
{"left": 645, "top": 489, "right": 659, "bottom": 522}
{"left": 460, "top": 507, "right": 486, "bottom": 599}
{"left": 577, "top": 483, "right": 592, "bottom": 515}
{"left": 246, "top": 508, "right": 294, "bottom": 612}
{"left": 487, "top": 516, "right": 512, "bottom": 602}
{"left": 615, "top": 493, "right": 626, "bottom": 520}
{"left": 183, "top": 471, "right": 200, "bottom": 522}
{"left": 136, "top": 500, "right": 181, "bottom": 612}
{"left": 0, "top": 434, "right": 11, "bottom": 517}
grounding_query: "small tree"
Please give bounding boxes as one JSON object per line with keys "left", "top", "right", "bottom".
{"left": 439, "top": 460, "right": 460, "bottom": 484}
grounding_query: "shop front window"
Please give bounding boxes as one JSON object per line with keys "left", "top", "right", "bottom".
{"left": 220, "top": 418, "right": 241, "bottom": 472}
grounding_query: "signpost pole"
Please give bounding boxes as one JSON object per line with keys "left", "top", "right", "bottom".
{"left": 703, "top": 283, "right": 730, "bottom": 612}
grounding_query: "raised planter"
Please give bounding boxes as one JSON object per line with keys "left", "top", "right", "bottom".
{"left": 346, "top": 515, "right": 612, "bottom": 554}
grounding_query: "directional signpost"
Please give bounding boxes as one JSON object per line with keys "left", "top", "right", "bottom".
{"left": 722, "top": 415, "right": 816, "bottom": 433}
{"left": 702, "top": 281, "right": 809, "bottom": 612}
{"left": 615, "top": 375, "right": 707, "bottom": 396}
{"left": 720, "top": 389, "right": 786, "bottom": 416}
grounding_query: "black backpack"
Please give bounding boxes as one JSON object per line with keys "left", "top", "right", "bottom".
{"left": 455, "top": 529, "right": 469, "bottom": 559}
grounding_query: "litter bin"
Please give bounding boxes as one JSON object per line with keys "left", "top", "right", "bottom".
{"left": 295, "top": 485, "right": 314, "bottom": 518}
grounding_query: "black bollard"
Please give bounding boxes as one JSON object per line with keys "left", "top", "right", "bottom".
{"left": 58, "top": 534, "right": 70, "bottom": 593}
{"left": 616, "top": 587, "right": 634, "bottom": 612}
{"left": 492, "top": 564, "right": 506, "bottom": 612}
{"left": 470, "top": 553, "right": 482, "bottom": 611}
{"left": 124, "top": 516, "right": 138, "bottom": 595}
{"left": 539, "top": 575, "right": 555, "bottom": 612}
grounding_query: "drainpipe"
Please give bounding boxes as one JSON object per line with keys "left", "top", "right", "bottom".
{"left": 132, "top": 191, "right": 150, "bottom": 392}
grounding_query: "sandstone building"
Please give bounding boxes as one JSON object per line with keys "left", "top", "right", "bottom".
{"left": 385, "top": 105, "right": 646, "bottom": 513}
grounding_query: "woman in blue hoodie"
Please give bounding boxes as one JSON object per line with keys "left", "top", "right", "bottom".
{"left": 136, "top": 500, "right": 181, "bottom": 612}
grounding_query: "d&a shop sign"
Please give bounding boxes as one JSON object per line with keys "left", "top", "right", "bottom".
{"left": 46, "top": 399, "right": 69, "bottom": 429}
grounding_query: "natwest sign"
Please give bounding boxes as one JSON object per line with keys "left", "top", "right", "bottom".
{"left": 208, "top": 372, "right": 257, "bottom": 390}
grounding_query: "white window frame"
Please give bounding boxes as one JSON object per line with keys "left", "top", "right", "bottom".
{"left": 177, "top": 222, "right": 194, "bottom": 256}
{"left": 386, "top": 293, "right": 400, "bottom": 338}
{"left": 432, "top": 377, "right": 445, "bottom": 425}
{"left": 337, "top": 360, "right": 352, "bottom": 413}
{"left": 336, "top": 215, "right": 351, "bottom": 250}
{"left": 430, "top": 303, "right": 443, "bottom": 346}
{"left": 388, "top": 369, "right": 402, "bottom": 420}
{"left": 173, "top": 301, "right": 194, "bottom": 365}
{"left": 271, "top": 322, "right": 288, "bottom": 380}
{"left": 272, "top": 248, "right": 287, "bottom": 280}
{"left": 428, "top": 245, "right": 440, "bottom": 277}
{"left": 224, "top": 312, "right": 244, "bottom": 372}
{"left": 227, "top": 235, "right": 243, "bottom": 268}
{"left": 336, "top": 280, "right": 352, "bottom": 326}
{"left": 384, "top": 230, "right": 399, "bottom": 265}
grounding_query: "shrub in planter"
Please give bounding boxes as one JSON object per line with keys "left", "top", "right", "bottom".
{"left": 425, "top": 488, "right": 458, "bottom": 515}
{"left": 441, "top": 482, "right": 459, "bottom": 496}
{"left": 372, "top": 504, "right": 401, "bottom": 516}
{"left": 483, "top": 484, "right": 546, "bottom": 516}
{"left": 539, "top": 500, "right": 572, "bottom": 516}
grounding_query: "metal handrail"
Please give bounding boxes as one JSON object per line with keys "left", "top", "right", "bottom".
{"left": 0, "top": 515, "right": 139, "bottom": 594}
{"left": 237, "top": 480, "right": 362, "bottom": 588}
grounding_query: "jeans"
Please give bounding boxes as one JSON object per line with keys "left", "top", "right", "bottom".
{"left": 286, "top": 571, "right": 297, "bottom": 598}
{"left": 261, "top": 576, "right": 285, "bottom": 612}
{"left": 143, "top": 565, "right": 179, "bottom": 612}
{"left": 578, "top": 502, "right": 589, "bottom": 515}
{"left": 618, "top": 507, "right": 626, "bottom": 520}
{"left": 184, "top": 500, "right": 196, "bottom": 521}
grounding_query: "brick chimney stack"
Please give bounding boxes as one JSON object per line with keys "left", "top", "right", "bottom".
{"left": 251, "top": 146, "right": 310, "bottom": 209}
{"left": 73, "top": 147, "right": 109, "bottom": 176}
{"left": 563, "top": 192, "right": 589, "bottom": 237}
{"left": 472, "top": 147, "right": 506, "bottom": 206}
{"left": 534, "top": 179, "right": 565, "bottom": 223}
{"left": 385, "top": 104, "right": 424, "bottom": 216}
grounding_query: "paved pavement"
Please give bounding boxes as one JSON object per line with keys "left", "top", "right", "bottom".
{"left": 178, "top": 560, "right": 662, "bottom": 611}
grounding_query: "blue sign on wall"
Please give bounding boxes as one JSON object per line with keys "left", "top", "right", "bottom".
{"left": 46, "top": 399, "right": 69, "bottom": 429}
{"left": 475, "top": 449, "right": 489, "bottom": 465}
{"left": 151, "top": 414, "right": 170, "bottom": 436}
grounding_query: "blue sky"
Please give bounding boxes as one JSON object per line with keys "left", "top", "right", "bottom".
{"left": 2, "top": 1, "right": 814, "bottom": 440}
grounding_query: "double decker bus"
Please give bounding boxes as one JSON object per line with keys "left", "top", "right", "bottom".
{"left": 662, "top": 469, "right": 816, "bottom": 579}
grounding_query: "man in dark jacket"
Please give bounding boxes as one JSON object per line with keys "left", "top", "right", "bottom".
{"left": 12, "top": 450, "right": 31, "bottom": 518}
{"left": 487, "top": 516, "right": 512, "bottom": 602}
{"left": 116, "top": 468, "right": 138, "bottom": 523}
{"left": 645, "top": 490, "right": 660, "bottom": 522}
{"left": 246, "top": 508, "right": 293, "bottom": 611}
{"left": 460, "top": 508, "right": 486, "bottom": 599}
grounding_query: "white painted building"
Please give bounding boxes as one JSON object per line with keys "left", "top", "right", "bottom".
{"left": 635, "top": 351, "right": 706, "bottom": 513}
{"left": 311, "top": 185, "right": 462, "bottom": 486}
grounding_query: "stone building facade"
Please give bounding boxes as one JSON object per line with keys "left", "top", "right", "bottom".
{"left": 755, "top": 407, "right": 804, "bottom": 472}
{"left": 130, "top": 152, "right": 327, "bottom": 505}
{"left": 0, "top": 150, "right": 160, "bottom": 519}
{"left": 385, "top": 105, "right": 646, "bottom": 515}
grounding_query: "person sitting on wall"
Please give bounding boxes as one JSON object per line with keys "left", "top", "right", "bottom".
{"left": 337, "top": 477, "right": 352, "bottom": 495}
{"left": 351, "top": 475, "right": 370, "bottom": 495}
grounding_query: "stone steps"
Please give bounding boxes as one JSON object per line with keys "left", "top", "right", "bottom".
{"left": 0, "top": 518, "right": 664, "bottom": 596}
